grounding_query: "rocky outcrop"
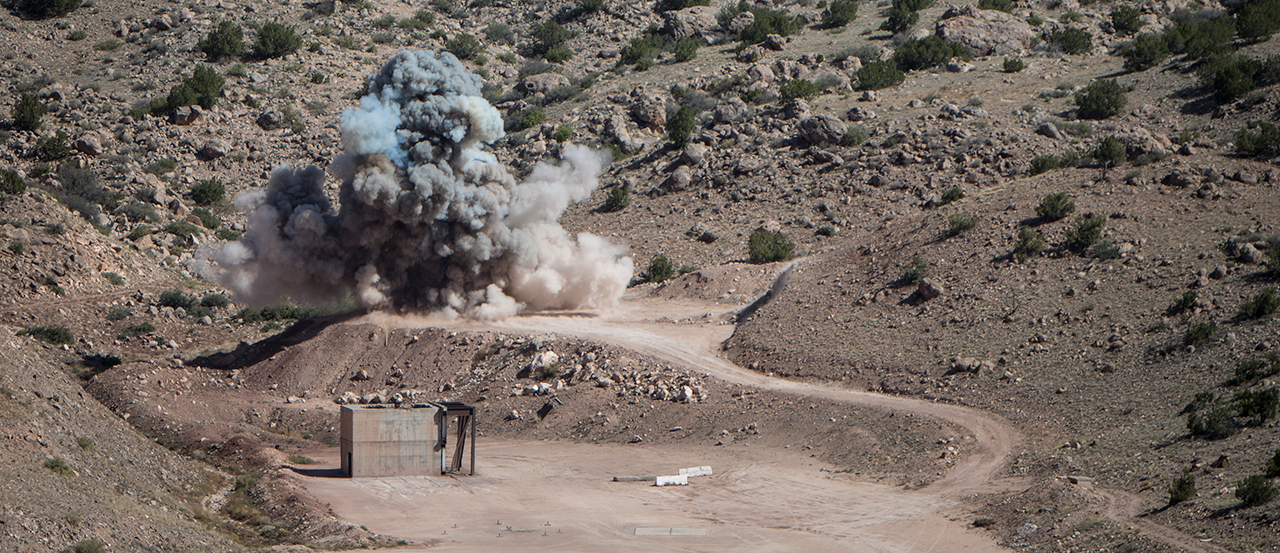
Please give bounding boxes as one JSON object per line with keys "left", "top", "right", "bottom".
{"left": 800, "top": 115, "right": 846, "bottom": 146}
{"left": 517, "top": 72, "right": 571, "bottom": 95}
{"left": 936, "top": 5, "right": 1036, "bottom": 56}
{"left": 663, "top": 6, "right": 720, "bottom": 44}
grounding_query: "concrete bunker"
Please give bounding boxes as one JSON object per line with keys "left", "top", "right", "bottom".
{"left": 339, "top": 402, "right": 476, "bottom": 477}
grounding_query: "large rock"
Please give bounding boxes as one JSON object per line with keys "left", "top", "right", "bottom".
{"left": 665, "top": 165, "right": 694, "bottom": 191}
{"left": 727, "top": 11, "right": 755, "bottom": 34}
{"left": 198, "top": 139, "right": 230, "bottom": 160}
{"left": 606, "top": 114, "right": 647, "bottom": 154}
{"left": 172, "top": 105, "right": 203, "bottom": 125}
{"left": 847, "top": 106, "right": 877, "bottom": 121}
{"left": 663, "top": 6, "right": 720, "bottom": 44}
{"left": 714, "top": 97, "right": 748, "bottom": 123}
{"left": 256, "top": 109, "right": 285, "bottom": 130}
{"left": 747, "top": 63, "right": 775, "bottom": 84}
{"left": 73, "top": 134, "right": 102, "bottom": 156}
{"left": 630, "top": 93, "right": 667, "bottom": 128}
{"left": 936, "top": 5, "right": 1036, "bottom": 56}
{"left": 1116, "top": 127, "right": 1173, "bottom": 158}
{"left": 1237, "top": 243, "right": 1265, "bottom": 264}
{"left": 517, "top": 72, "right": 570, "bottom": 95}
{"left": 917, "top": 278, "right": 945, "bottom": 300}
{"left": 800, "top": 115, "right": 847, "bottom": 146}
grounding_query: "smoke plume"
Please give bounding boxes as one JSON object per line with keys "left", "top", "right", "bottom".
{"left": 214, "top": 50, "right": 633, "bottom": 319}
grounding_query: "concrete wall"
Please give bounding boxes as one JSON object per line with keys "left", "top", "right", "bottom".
{"left": 340, "top": 405, "right": 441, "bottom": 477}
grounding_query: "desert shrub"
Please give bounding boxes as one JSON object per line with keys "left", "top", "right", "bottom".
{"left": 9, "top": 242, "right": 24, "bottom": 254}
{"left": 1185, "top": 320, "right": 1218, "bottom": 345}
{"left": 1237, "top": 0, "right": 1280, "bottom": 42}
{"left": 1120, "top": 33, "right": 1169, "bottom": 72}
{"left": 947, "top": 212, "right": 978, "bottom": 236}
{"left": 1170, "top": 290, "right": 1198, "bottom": 315}
{"left": 1168, "top": 470, "right": 1196, "bottom": 504}
{"left": 940, "top": 187, "right": 964, "bottom": 205}
{"left": 779, "top": 79, "right": 819, "bottom": 101}
{"left": 12, "top": 93, "right": 48, "bottom": 132}
{"left": 159, "top": 290, "right": 197, "bottom": 310}
{"left": 1013, "top": 227, "right": 1045, "bottom": 262}
{"left": 901, "top": 254, "right": 929, "bottom": 284}
{"left": 1187, "top": 406, "right": 1235, "bottom": 438}
{"left": 44, "top": 457, "right": 72, "bottom": 475}
{"left": 18, "top": 0, "right": 81, "bottom": 18}
{"left": 33, "top": 131, "right": 71, "bottom": 161}
{"left": 55, "top": 161, "right": 114, "bottom": 223}
{"left": 1197, "top": 54, "right": 1280, "bottom": 103}
{"left": 216, "top": 228, "right": 242, "bottom": 241}
{"left": 1236, "top": 475, "right": 1278, "bottom": 507}
{"left": 893, "top": 0, "right": 933, "bottom": 10}
{"left": 1265, "top": 448, "right": 1280, "bottom": 477}
{"left": 484, "top": 22, "right": 514, "bottom": 45}
{"left": 253, "top": 23, "right": 301, "bottom": 59}
{"left": 153, "top": 65, "right": 224, "bottom": 114}
{"left": 1075, "top": 79, "right": 1127, "bottom": 119}
{"left": 199, "top": 20, "right": 245, "bottom": 61}
{"left": 748, "top": 230, "right": 794, "bottom": 264}
{"left": 201, "top": 293, "right": 230, "bottom": 309}
{"left": 821, "top": 0, "right": 858, "bottom": 27}
{"left": 655, "top": 0, "right": 708, "bottom": 11}
{"left": 1110, "top": 4, "right": 1144, "bottom": 35}
{"left": 191, "top": 179, "right": 225, "bottom": 205}
{"left": 446, "top": 33, "right": 483, "bottom": 60}
{"left": 120, "top": 202, "right": 159, "bottom": 223}
{"left": 1092, "top": 135, "right": 1127, "bottom": 166}
{"left": 106, "top": 306, "right": 131, "bottom": 321}
{"left": 816, "top": 225, "right": 836, "bottom": 236}
{"left": 1035, "top": 192, "right": 1075, "bottom": 221}
{"left": 21, "top": 325, "right": 73, "bottom": 344}
{"left": 730, "top": 2, "right": 800, "bottom": 44}
{"left": 978, "top": 0, "right": 1012, "bottom": 11}
{"left": 550, "top": 125, "right": 574, "bottom": 143}
{"left": 1, "top": 169, "right": 27, "bottom": 195}
{"left": 1030, "top": 155, "right": 1060, "bottom": 175}
{"left": 545, "top": 44, "right": 574, "bottom": 63}
{"left": 672, "top": 36, "right": 699, "bottom": 62}
{"left": 647, "top": 254, "right": 676, "bottom": 283}
{"left": 880, "top": 5, "right": 918, "bottom": 33}
{"left": 1235, "top": 387, "right": 1279, "bottom": 421}
{"left": 1065, "top": 213, "right": 1105, "bottom": 252}
{"left": 666, "top": 106, "right": 696, "bottom": 148}
{"left": 842, "top": 125, "right": 869, "bottom": 146}
{"left": 1239, "top": 287, "right": 1279, "bottom": 319}
{"left": 893, "top": 36, "right": 970, "bottom": 72}
{"left": 602, "top": 187, "right": 629, "bottom": 212}
{"left": 1052, "top": 27, "right": 1093, "bottom": 55}
{"left": 532, "top": 22, "right": 577, "bottom": 57}
{"left": 856, "top": 60, "right": 905, "bottom": 90}
{"left": 1170, "top": 15, "right": 1236, "bottom": 60}
{"left": 122, "top": 323, "right": 154, "bottom": 336}
{"left": 1234, "top": 354, "right": 1280, "bottom": 384}
{"left": 165, "top": 221, "right": 202, "bottom": 240}
{"left": 1235, "top": 122, "right": 1280, "bottom": 158}
{"left": 192, "top": 208, "right": 220, "bottom": 230}
{"left": 1003, "top": 57, "right": 1024, "bottom": 72}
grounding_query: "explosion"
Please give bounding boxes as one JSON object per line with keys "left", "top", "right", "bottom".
{"left": 213, "top": 50, "right": 633, "bottom": 319}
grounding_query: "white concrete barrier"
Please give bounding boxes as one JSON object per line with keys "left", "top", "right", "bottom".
{"left": 678, "top": 466, "right": 713, "bottom": 477}
{"left": 654, "top": 475, "right": 688, "bottom": 486}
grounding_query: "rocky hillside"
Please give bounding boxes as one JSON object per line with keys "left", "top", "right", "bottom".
{"left": 1, "top": 0, "right": 1278, "bottom": 548}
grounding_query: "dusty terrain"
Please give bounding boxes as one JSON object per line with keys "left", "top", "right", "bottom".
{"left": 0, "top": 0, "right": 1278, "bottom": 549}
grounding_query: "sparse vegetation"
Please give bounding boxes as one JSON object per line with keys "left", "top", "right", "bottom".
{"left": 1110, "top": 4, "right": 1144, "bottom": 35}
{"left": 199, "top": 20, "right": 246, "bottom": 61}
{"left": 1002, "top": 58, "right": 1024, "bottom": 73}
{"left": 20, "top": 325, "right": 74, "bottom": 345}
{"left": 1239, "top": 287, "right": 1279, "bottom": 319}
{"left": 1065, "top": 213, "right": 1106, "bottom": 252}
{"left": 191, "top": 179, "right": 226, "bottom": 205}
{"left": 1075, "top": 79, "right": 1127, "bottom": 120}
{"left": 446, "top": 34, "right": 484, "bottom": 60}
{"left": 1029, "top": 155, "right": 1061, "bottom": 175}
{"left": 647, "top": 254, "right": 676, "bottom": 283}
{"left": 820, "top": 0, "right": 858, "bottom": 28}
{"left": 901, "top": 254, "right": 929, "bottom": 284}
{"left": 1235, "top": 122, "right": 1280, "bottom": 158}
{"left": 602, "top": 187, "right": 629, "bottom": 212}
{"left": 107, "top": 306, "right": 131, "bottom": 320}
{"left": 748, "top": 230, "right": 795, "bottom": 264}
{"left": 1185, "top": 320, "right": 1219, "bottom": 346}
{"left": 44, "top": 457, "right": 72, "bottom": 475}
{"left": 1052, "top": 27, "right": 1093, "bottom": 55}
{"left": 1168, "top": 470, "right": 1196, "bottom": 504}
{"left": 1092, "top": 135, "right": 1127, "bottom": 166}
{"left": 1120, "top": 33, "right": 1170, "bottom": 73}
{"left": 892, "top": 36, "right": 971, "bottom": 72}
{"left": 1012, "top": 227, "right": 1045, "bottom": 262}
{"left": 1235, "top": 475, "right": 1278, "bottom": 507}
{"left": 253, "top": 23, "right": 302, "bottom": 60}
{"left": 12, "top": 93, "right": 48, "bottom": 132}
{"left": 666, "top": 106, "right": 696, "bottom": 148}
{"left": 856, "top": 60, "right": 905, "bottom": 90}
{"left": 18, "top": 0, "right": 81, "bottom": 18}
{"left": 1035, "top": 193, "right": 1075, "bottom": 222}
{"left": 779, "top": 79, "right": 819, "bottom": 102}
{"left": 946, "top": 212, "right": 978, "bottom": 236}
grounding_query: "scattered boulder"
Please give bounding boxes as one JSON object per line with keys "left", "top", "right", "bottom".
{"left": 714, "top": 97, "right": 749, "bottom": 124}
{"left": 172, "top": 105, "right": 202, "bottom": 125}
{"left": 665, "top": 165, "right": 694, "bottom": 191}
{"left": 948, "top": 357, "right": 995, "bottom": 376}
{"left": 517, "top": 72, "right": 571, "bottom": 95}
{"left": 1161, "top": 170, "right": 1198, "bottom": 188}
{"left": 197, "top": 139, "right": 229, "bottom": 160}
{"left": 799, "top": 115, "right": 846, "bottom": 146}
{"left": 847, "top": 106, "right": 877, "bottom": 121}
{"left": 726, "top": 11, "right": 755, "bottom": 34}
{"left": 680, "top": 143, "right": 708, "bottom": 165}
{"left": 917, "top": 278, "right": 945, "bottom": 300}
{"left": 663, "top": 6, "right": 719, "bottom": 44}
{"left": 1116, "top": 127, "right": 1172, "bottom": 158}
{"left": 1036, "top": 122, "right": 1063, "bottom": 140}
{"left": 936, "top": 4, "right": 1036, "bottom": 56}
{"left": 351, "top": 370, "right": 370, "bottom": 381}
{"left": 256, "top": 109, "right": 285, "bottom": 130}
{"left": 630, "top": 93, "right": 667, "bottom": 128}
{"left": 1237, "top": 243, "right": 1265, "bottom": 264}
{"left": 73, "top": 134, "right": 102, "bottom": 156}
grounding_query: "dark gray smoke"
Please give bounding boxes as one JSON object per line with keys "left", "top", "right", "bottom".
{"left": 214, "top": 51, "right": 632, "bottom": 319}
